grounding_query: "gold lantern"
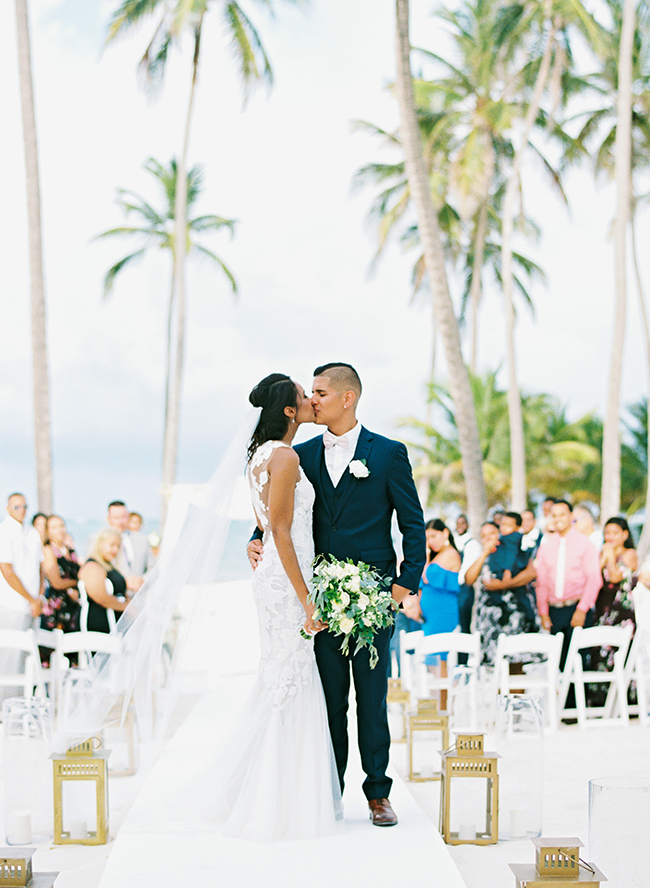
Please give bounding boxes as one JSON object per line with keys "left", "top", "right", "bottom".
{"left": 439, "top": 733, "right": 499, "bottom": 844}
{"left": 52, "top": 738, "right": 109, "bottom": 845}
{"left": 0, "top": 847, "right": 58, "bottom": 888}
{"left": 509, "top": 837, "right": 607, "bottom": 885}
{"left": 387, "top": 678, "right": 411, "bottom": 742}
{"left": 407, "top": 698, "right": 449, "bottom": 781}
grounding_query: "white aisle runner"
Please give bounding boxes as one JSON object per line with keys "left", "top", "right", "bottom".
{"left": 97, "top": 581, "right": 466, "bottom": 887}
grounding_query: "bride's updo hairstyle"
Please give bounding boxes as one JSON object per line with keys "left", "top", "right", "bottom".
{"left": 247, "top": 373, "right": 299, "bottom": 460}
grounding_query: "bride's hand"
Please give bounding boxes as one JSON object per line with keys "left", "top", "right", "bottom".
{"left": 303, "top": 602, "right": 327, "bottom": 635}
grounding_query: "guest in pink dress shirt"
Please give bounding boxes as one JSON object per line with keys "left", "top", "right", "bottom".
{"left": 534, "top": 499, "right": 601, "bottom": 669}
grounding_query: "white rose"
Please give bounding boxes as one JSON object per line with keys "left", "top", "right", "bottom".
{"left": 343, "top": 563, "right": 360, "bottom": 576}
{"left": 349, "top": 460, "right": 370, "bottom": 479}
{"left": 362, "top": 616, "right": 372, "bottom": 627}
{"left": 339, "top": 591, "right": 350, "bottom": 607}
{"left": 333, "top": 563, "right": 347, "bottom": 579}
{"left": 349, "top": 576, "right": 361, "bottom": 593}
{"left": 357, "top": 591, "right": 369, "bottom": 609}
{"left": 339, "top": 616, "right": 355, "bottom": 634}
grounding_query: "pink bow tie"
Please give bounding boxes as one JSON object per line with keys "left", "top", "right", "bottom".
{"left": 323, "top": 430, "right": 349, "bottom": 450}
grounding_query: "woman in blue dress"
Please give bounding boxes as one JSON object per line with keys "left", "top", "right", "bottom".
{"left": 418, "top": 519, "right": 461, "bottom": 706}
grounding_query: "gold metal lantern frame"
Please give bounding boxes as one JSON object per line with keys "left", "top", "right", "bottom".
{"left": 52, "top": 738, "right": 109, "bottom": 845}
{"left": 439, "top": 733, "right": 499, "bottom": 844}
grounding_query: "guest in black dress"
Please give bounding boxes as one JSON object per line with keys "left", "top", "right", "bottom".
{"left": 78, "top": 528, "right": 129, "bottom": 633}
{"left": 39, "top": 515, "right": 81, "bottom": 664}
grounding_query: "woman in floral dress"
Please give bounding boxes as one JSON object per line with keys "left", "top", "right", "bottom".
{"left": 465, "top": 522, "right": 538, "bottom": 668}
{"left": 589, "top": 517, "right": 638, "bottom": 690}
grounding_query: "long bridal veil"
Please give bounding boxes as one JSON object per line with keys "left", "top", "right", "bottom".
{"left": 53, "top": 408, "right": 261, "bottom": 766}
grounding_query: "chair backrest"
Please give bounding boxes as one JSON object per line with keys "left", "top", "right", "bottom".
{"left": 495, "top": 632, "right": 563, "bottom": 660}
{"left": 0, "top": 628, "right": 40, "bottom": 653}
{"left": 570, "top": 624, "right": 634, "bottom": 658}
{"left": 57, "top": 631, "right": 121, "bottom": 657}
{"left": 416, "top": 631, "right": 480, "bottom": 661}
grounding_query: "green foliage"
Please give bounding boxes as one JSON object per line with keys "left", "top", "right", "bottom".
{"left": 400, "top": 370, "right": 607, "bottom": 512}
{"left": 94, "top": 156, "right": 238, "bottom": 297}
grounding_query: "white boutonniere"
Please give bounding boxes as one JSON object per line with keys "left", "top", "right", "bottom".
{"left": 349, "top": 459, "right": 370, "bottom": 479}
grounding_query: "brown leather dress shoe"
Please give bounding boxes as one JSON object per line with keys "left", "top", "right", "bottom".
{"left": 368, "top": 798, "right": 398, "bottom": 826}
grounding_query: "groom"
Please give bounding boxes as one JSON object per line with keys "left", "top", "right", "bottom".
{"left": 249, "top": 362, "right": 425, "bottom": 826}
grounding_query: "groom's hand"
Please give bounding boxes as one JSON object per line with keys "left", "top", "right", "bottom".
{"left": 391, "top": 582, "right": 411, "bottom": 605}
{"left": 247, "top": 539, "right": 264, "bottom": 570}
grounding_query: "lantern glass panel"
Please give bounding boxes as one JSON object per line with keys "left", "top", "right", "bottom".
{"left": 496, "top": 694, "right": 543, "bottom": 840}
{"left": 2, "top": 698, "right": 52, "bottom": 844}
{"left": 449, "top": 778, "right": 489, "bottom": 838}
{"left": 589, "top": 776, "right": 650, "bottom": 887}
{"left": 60, "top": 782, "right": 98, "bottom": 835}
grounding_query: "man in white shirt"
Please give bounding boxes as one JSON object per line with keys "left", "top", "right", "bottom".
{"left": 0, "top": 493, "right": 44, "bottom": 702}
{"left": 0, "top": 493, "right": 44, "bottom": 622}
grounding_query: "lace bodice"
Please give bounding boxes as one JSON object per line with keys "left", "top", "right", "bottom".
{"left": 247, "top": 440, "right": 316, "bottom": 708}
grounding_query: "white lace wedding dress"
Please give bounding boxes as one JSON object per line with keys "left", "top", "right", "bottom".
{"left": 204, "top": 440, "right": 342, "bottom": 841}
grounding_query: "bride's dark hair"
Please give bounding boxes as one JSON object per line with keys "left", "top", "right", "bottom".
{"left": 247, "top": 373, "right": 299, "bottom": 460}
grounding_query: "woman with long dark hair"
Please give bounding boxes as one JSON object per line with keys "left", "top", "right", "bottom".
{"left": 198, "top": 372, "right": 342, "bottom": 841}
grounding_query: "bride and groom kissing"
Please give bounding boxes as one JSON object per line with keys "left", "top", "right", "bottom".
{"left": 215, "top": 361, "right": 426, "bottom": 841}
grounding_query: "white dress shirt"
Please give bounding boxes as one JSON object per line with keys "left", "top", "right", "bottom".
{"left": 324, "top": 422, "right": 362, "bottom": 487}
{"left": 0, "top": 515, "right": 43, "bottom": 612}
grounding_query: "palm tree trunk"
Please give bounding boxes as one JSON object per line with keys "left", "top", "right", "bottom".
{"left": 630, "top": 214, "right": 650, "bottom": 561}
{"left": 501, "top": 3, "right": 557, "bottom": 511}
{"left": 469, "top": 201, "right": 488, "bottom": 375}
{"left": 395, "top": 0, "right": 487, "bottom": 533}
{"left": 15, "top": 0, "right": 53, "bottom": 513}
{"left": 601, "top": 0, "right": 635, "bottom": 521}
{"left": 161, "top": 21, "right": 203, "bottom": 528}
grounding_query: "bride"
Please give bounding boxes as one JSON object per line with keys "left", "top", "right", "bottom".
{"left": 196, "top": 373, "right": 343, "bottom": 841}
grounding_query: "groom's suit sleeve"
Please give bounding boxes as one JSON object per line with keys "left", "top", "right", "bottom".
{"left": 387, "top": 441, "right": 426, "bottom": 593}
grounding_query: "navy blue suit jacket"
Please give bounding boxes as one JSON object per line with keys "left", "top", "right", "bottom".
{"left": 295, "top": 426, "right": 426, "bottom": 593}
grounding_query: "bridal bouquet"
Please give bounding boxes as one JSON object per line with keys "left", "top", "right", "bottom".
{"left": 301, "top": 556, "right": 396, "bottom": 668}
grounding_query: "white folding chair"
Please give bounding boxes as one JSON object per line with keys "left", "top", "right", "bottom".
{"left": 493, "top": 632, "right": 563, "bottom": 731}
{"left": 52, "top": 629, "right": 138, "bottom": 774}
{"left": 399, "top": 629, "right": 424, "bottom": 695}
{"left": 0, "top": 628, "right": 46, "bottom": 700}
{"left": 53, "top": 629, "right": 121, "bottom": 718}
{"left": 624, "top": 628, "right": 650, "bottom": 725}
{"left": 413, "top": 631, "right": 481, "bottom": 729}
{"left": 559, "top": 624, "right": 633, "bottom": 728}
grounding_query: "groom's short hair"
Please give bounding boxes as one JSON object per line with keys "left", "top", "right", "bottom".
{"left": 313, "top": 362, "right": 362, "bottom": 397}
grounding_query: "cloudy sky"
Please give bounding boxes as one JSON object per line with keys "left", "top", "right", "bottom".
{"left": 2, "top": 0, "right": 648, "bottom": 529}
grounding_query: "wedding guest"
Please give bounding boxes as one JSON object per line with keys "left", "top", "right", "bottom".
{"left": 492, "top": 509, "right": 505, "bottom": 528}
{"left": 455, "top": 514, "right": 472, "bottom": 553}
{"left": 39, "top": 516, "right": 81, "bottom": 661}
{"left": 31, "top": 512, "right": 48, "bottom": 544}
{"left": 573, "top": 504, "right": 603, "bottom": 549}
{"left": 128, "top": 511, "right": 143, "bottom": 532}
{"left": 489, "top": 511, "right": 527, "bottom": 581}
{"left": 0, "top": 493, "right": 44, "bottom": 703}
{"left": 521, "top": 509, "right": 542, "bottom": 557}
{"left": 539, "top": 497, "right": 556, "bottom": 532}
{"left": 456, "top": 526, "right": 483, "bottom": 664}
{"left": 595, "top": 518, "right": 637, "bottom": 629}
{"left": 78, "top": 528, "right": 129, "bottom": 633}
{"left": 534, "top": 500, "right": 600, "bottom": 670}
{"left": 90, "top": 500, "right": 151, "bottom": 592}
{"left": 0, "top": 494, "right": 44, "bottom": 622}
{"left": 466, "top": 522, "right": 537, "bottom": 668}
{"left": 418, "top": 519, "right": 461, "bottom": 706}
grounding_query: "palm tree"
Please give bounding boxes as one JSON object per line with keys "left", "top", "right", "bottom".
{"left": 15, "top": 0, "right": 53, "bottom": 512}
{"left": 574, "top": 0, "right": 650, "bottom": 553}
{"left": 494, "top": 0, "right": 604, "bottom": 510}
{"left": 400, "top": 370, "right": 601, "bottom": 510}
{"left": 394, "top": 0, "right": 487, "bottom": 533}
{"left": 107, "top": 0, "right": 301, "bottom": 505}
{"left": 95, "top": 157, "right": 237, "bottom": 517}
